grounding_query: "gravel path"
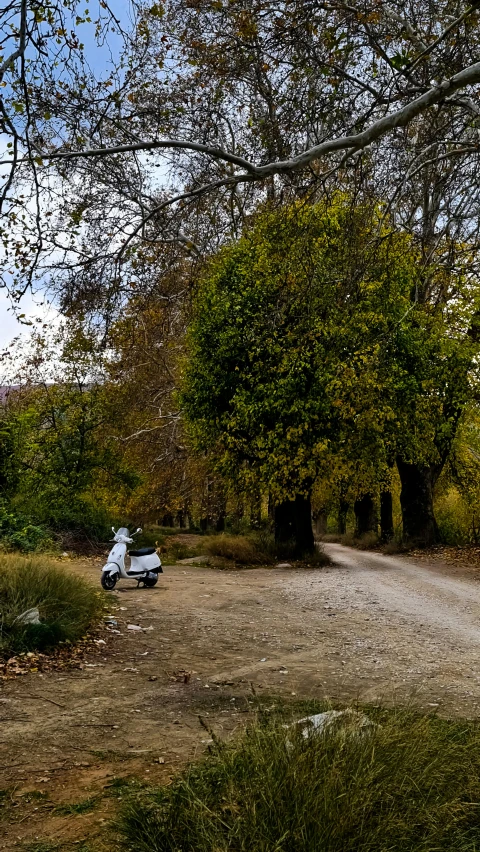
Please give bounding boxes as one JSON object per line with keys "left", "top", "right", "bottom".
{"left": 277, "top": 543, "right": 480, "bottom": 712}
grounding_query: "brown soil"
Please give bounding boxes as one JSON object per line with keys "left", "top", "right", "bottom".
{"left": 3, "top": 544, "right": 480, "bottom": 849}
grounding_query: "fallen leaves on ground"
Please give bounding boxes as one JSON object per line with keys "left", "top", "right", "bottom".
{"left": 0, "top": 629, "right": 112, "bottom": 680}
{"left": 408, "top": 545, "right": 480, "bottom": 577}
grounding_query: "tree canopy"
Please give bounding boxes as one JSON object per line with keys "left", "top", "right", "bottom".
{"left": 2, "top": 1, "right": 480, "bottom": 310}
{"left": 182, "top": 198, "right": 480, "bottom": 546}
{"left": 183, "top": 199, "right": 412, "bottom": 493}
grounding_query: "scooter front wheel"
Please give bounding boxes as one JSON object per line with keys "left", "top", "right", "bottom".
{"left": 143, "top": 574, "right": 158, "bottom": 588}
{"left": 101, "top": 572, "right": 118, "bottom": 591}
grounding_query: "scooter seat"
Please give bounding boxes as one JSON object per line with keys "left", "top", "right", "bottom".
{"left": 129, "top": 547, "right": 156, "bottom": 557}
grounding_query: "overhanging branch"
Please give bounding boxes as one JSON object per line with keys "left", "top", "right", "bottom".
{"left": 2, "top": 61, "right": 480, "bottom": 184}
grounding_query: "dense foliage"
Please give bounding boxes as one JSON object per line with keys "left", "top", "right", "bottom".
{"left": 183, "top": 200, "right": 412, "bottom": 496}
{"left": 0, "top": 500, "right": 53, "bottom": 553}
{"left": 2, "top": 202, "right": 480, "bottom": 551}
{"left": 183, "top": 199, "right": 480, "bottom": 546}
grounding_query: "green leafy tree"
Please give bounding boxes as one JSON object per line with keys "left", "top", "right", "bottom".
{"left": 183, "top": 198, "right": 480, "bottom": 549}
{"left": 6, "top": 323, "right": 137, "bottom": 539}
{"left": 182, "top": 198, "right": 418, "bottom": 553}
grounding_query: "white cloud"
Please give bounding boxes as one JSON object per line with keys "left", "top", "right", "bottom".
{"left": 0, "top": 290, "right": 61, "bottom": 380}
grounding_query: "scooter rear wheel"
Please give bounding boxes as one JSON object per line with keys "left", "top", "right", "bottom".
{"left": 101, "top": 572, "right": 118, "bottom": 591}
{"left": 143, "top": 574, "right": 158, "bottom": 588}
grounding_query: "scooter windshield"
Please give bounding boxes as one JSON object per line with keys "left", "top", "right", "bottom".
{"left": 116, "top": 527, "right": 129, "bottom": 537}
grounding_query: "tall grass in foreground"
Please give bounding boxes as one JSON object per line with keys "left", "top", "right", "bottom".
{"left": 0, "top": 554, "right": 103, "bottom": 656}
{"left": 118, "top": 706, "right": 480, "bottom": 851}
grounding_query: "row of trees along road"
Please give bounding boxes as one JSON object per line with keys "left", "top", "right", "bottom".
{"left": 3, "top": 2, "right": 480, "bottom": 550}
{"left": 182, "top": 199, "right": 480, "bottom": 553}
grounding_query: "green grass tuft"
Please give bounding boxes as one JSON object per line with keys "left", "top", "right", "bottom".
{"left": 117, "top": 705, "right": 480, "bottom": 852}
{"left": 55, "top": 796, "right": 98, "bottom": 815}
{"left": 0, "top": 554, "right": 104, "bottom": 656}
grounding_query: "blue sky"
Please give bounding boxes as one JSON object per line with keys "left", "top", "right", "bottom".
{"left": 0, "top": 2, "right": 134, "bottom": 356}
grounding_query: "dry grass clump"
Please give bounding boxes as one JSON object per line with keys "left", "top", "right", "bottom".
{"left": 203, "top": 532, "right": 330, "bottom": 568}
{"left": 118, "top": 705, "right": 480, "bottom": 852}
{"left": 0, "top": 554, "right": 103, "bottom": 656}
{"left": 203, "top": 533, "right": 269, "bottom": 565}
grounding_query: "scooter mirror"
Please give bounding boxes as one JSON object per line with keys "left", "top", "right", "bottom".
{"left": 136, "top": 527, "right": 142, "bottom": 534}
{"left": 111, "top": 526, "right": 116, "bottom": 533}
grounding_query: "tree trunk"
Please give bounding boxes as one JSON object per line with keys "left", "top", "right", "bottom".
{"left": 250, "top": 492, "right": 262, "bottom": 528}
{"left": 396, "top": 458, "right": 439, "bottom": 547}
{"left": 354, "top": 494, "right": 377, "bottom": 537}
{"left": 215, "top": 493, "right": 227, "bottom": 532}
{"left": 274, "top": 495, "right": 314, "bottom": 556}
{"left": 380, "top": 490, "right": 394, "bottom": 542}
{"left": 337, "top": 498, "right": 349, "bottom": 535}
{"left": 313, "top": 508, "right": 327, "bottom": 537}
{"left": 268, "top": 492, "right": 275, "bottom": 521}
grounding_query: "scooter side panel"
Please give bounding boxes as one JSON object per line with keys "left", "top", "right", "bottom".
{"left": 130, "top": 552, "right": 161, "bottom": 572}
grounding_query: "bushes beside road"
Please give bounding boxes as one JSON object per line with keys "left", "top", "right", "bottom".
{"left": 203, "top": 531, "right": 330, "bottom": 567}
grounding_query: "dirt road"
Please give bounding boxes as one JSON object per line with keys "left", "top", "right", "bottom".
{"left": 2, "top": 544, "right": 480, "bottom": 849}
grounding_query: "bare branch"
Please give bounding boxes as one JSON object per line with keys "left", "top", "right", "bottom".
{"left": 382, "top": 5, "right": 428, "bottom": 52}
{"left": 1, "top": 63, "right": 480, "bottom": 186}
{"left": 407, "top": 2, "right": 480, "bottom": 73}
{"left": 0, "top": 138, "right": 257, "bottom": 172}
{"left": 0, "top": 0, "right": 27, "bottom": 83}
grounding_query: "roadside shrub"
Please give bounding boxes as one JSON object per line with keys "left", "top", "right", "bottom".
{"left": 435, "top": 489, "right": 473, "bottom": 545}
{"left": 0, "top": 555, "right": 103, "bottom": 656}
{"left": 354, "top": 530, "right": 379, "bottom": 550}
{"left": 321, "top": 531, "right": 380, "bottom": 550}
{"left": 164, "top": 540, "right": 197, "bottom": 562}
{"left": 204, "top": 532, "right": 329, "bottom": 567}
{"left": 204, "top": 534, "right": 271, "bottom": 565}
{"left": 118, "top": 707, "right": 480, "bottom": 852}
{"left": 0, "top": 500, "right": 53, "bottom": 553}
{"left": 37, "top": 498, "right": 113, "bottom": 544}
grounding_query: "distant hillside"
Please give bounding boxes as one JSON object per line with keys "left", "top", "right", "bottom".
{"left": 0, "top": 386, "right": 19, "bottom": 403}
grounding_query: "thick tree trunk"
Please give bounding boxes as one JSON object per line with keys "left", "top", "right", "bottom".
{"left": 274, "top": 495, "right": 314, "bottom": 556}
{"left": 380, "top": 490, "right": 394, "bottom": 542}
{"left": 354, "top": 494, "right": 377, "bottom": 537}
{"left": 396, "top": 458, "right": 439, "bottom": 547}
{"left": 337, "top": 498, "right": 349, "bottom": 535}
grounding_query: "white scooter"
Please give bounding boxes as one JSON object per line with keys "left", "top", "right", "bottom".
{"left": 101, "top": 526, "right": 163, "bottom": 591}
